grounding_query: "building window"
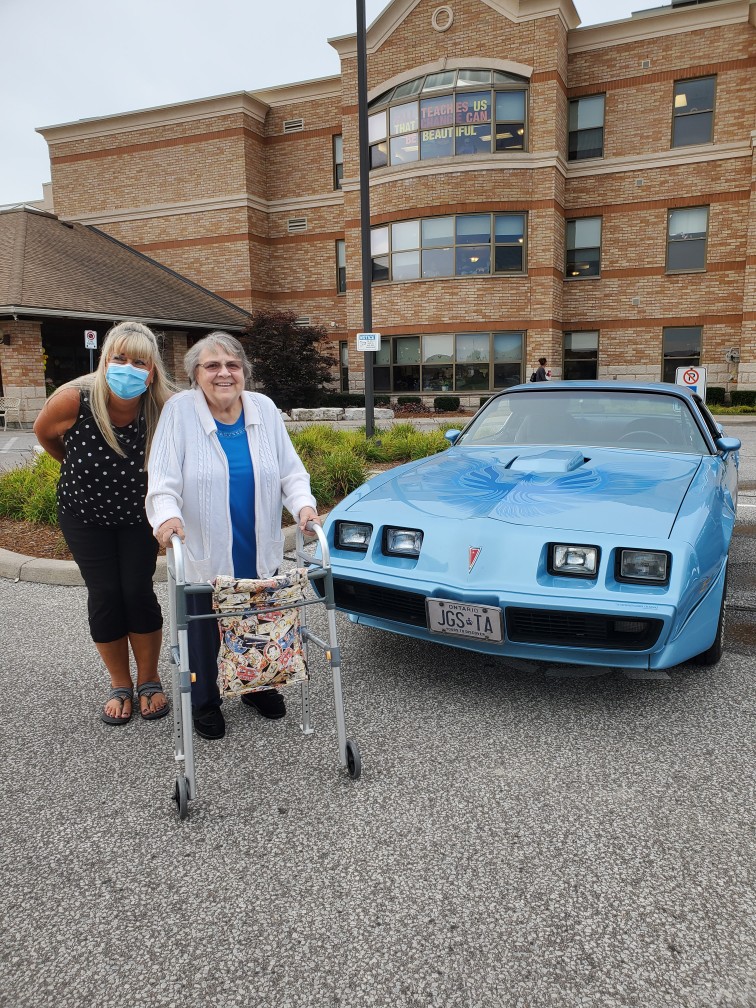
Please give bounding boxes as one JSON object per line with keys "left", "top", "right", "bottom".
{"left": 566, "top": 218, "right": 601, "bottom": 278}
{"left": 368, "top": 68, "right": 528, "bottom": 169}
{"left": 666, "top": 207, "right": 708, "bottom": 272}
{"left": 568, "top": 95, "right": 605, "bottom": 160}
{"left": 663, "top": 326, "right": 701, "bottom": 383}
{"left": 371, "top": 213, "right": 526, "bottom": 283}
{"left": 336, "top": 239, "right": 346, "bottom": 293}
{"left": 672, "top": 77, "right": 715, "bottom": 147}
{"left": 339, "top": 341, "right": 349, "bottom": 392}
{"left": 372, "top": 332, "right": 524, "bottom": 392}
{"left": 563, "top": 332, "right": 599, "bottom": 380}
{"left": 333, "top": 134, "right": 344, "bottom": 189}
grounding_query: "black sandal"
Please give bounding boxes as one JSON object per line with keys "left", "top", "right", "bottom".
{"left": 137, "top": 681, "right": 169, "bottom": 721}
{"left": 101, "top": 686, "right": 134, "bottom": 726}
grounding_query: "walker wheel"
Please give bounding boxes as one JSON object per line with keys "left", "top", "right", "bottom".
{"left": 173, "top": 776, "right": 189, "bottom": 820}
{"left": 345, "top": 739, "right": 362, "bottom": 780}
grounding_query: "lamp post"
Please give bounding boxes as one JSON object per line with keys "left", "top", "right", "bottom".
{"left": 356, "top": 0, "right": 375, "bottom": 438}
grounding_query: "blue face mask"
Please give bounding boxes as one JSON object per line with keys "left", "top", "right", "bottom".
{"left": 105, "top": 362, "right": 151, "bottom": 400}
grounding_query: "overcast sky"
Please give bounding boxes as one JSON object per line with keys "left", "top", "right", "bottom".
{"left": 0, "top": 0, "right": 661, "bottom": 206}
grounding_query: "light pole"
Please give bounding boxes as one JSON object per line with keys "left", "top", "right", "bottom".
{"left": 356, "top": 0, "right": 375, "bottom": 438}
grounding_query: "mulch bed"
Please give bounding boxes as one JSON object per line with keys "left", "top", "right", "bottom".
{"left": 0, "top": 517, "right": 73, "bottom": 561}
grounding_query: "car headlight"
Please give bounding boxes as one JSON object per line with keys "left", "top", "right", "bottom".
{"left": 617, "top": 549, "right": 670, "bottom": 584}
{"left": 383, "top": 527, "right": 423, "bottom": 558}
{"left": 335, "top": 521, "right": 372, "bottom": 552}
{"left": 550, "top": 543, "right": 599, "bottom": 578}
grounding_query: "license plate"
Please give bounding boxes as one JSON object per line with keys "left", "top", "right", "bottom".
{"left": 426, "top": 598, "right": 503, "bottom": 643}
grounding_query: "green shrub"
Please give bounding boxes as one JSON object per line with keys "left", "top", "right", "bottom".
{"left": 319, "top": 392, "right": 365, "bottom": 408}
{"left": 396, "top": 396, "right": 422, "bottom": 405}
{"left": 479, "top": 396, "right": 492, "bottom": 407}
{"left": 307, "top": 448, "right": 367, "bottom": 509}
{"left": 0, "top": 453, "right": 60, "bottom": 526}
{"left": 706, "top": 386, "right": 726, "bottom": 406}
{"left": 289, "top": 424, "right": 346, "bottom": 466}
{"left": 433, "top": 395, "right": 460, "bottom": 412}
{"left": 730, "top": 389, "right": 756, "bottom": 408}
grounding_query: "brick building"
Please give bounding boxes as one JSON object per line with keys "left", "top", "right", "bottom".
{"left": 33, "top": 0, "right": 756, "bottom": 404}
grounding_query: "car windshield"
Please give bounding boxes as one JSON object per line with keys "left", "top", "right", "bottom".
{"left": 461, "top": 389, "right": 711, "bottom": 453}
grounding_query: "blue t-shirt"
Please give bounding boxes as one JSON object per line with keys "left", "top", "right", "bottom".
{"left": 215, "top": 413, "right": 257, "bottom": 578}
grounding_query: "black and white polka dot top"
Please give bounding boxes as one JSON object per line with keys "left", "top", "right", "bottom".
{"left": 57, "top": 389, "right": 148, "bottom": 526}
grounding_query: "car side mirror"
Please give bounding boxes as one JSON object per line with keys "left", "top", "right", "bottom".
{"left": 715, "top": 436, "right": 740, "bottom": 455}
{"left": 445, "top": 429, "right": 462, "bottom": 445}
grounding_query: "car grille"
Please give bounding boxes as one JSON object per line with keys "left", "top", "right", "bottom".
{"left": 329, "top": 579, "right": 428, "bottom": 626}
{"left": 327, "top": 579, "right": 663, "bottom": 651}
{"left": 505, "top": 608, "right": 663, "bottom": 650}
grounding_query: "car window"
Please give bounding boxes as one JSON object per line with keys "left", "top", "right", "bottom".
{"left": 461, "top": 390, "right": 711, "bottom": 453}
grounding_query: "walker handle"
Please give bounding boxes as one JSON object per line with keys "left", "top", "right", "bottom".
{"left": 169, "top": 533, "right": 186, "bottom": 585}
{"left": 299, "top": 520, "right": 331, "bottom": 569}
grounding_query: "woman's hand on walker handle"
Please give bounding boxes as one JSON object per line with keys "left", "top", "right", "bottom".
{"left": 298, "top": 506, "right": 320, "bottom": 534}
{"left": 156, "top": 519, "right": 185, "bottom": 548}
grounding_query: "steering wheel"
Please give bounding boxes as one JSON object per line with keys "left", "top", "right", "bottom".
{"left": 617, "top": 429, "right": 670, "bottom": 447}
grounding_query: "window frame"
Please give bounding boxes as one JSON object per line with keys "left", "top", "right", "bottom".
{"left": 368, "top": 68, "right": 529, "bottom": 169}
{"left": 666, "top": 206, "right": 709, "bottom": 273}
{"left": 672, "top": 76, "right": 716, "bottom": 148}
{"left": 371, "top": 212, "right": 527, "bottom": 283}
{"left": 662, "top": 326, "right": 702, "bottom": 383}
{"left": 332, "top": 134, "right": 344, "bottom": 189}
{"left": 568, "top": 94, "right": 605, "bottom": 161}
{"left": 563, "top": 331, "right": 599, "bottom": 380}
{"left": 336, "top": 239, "right": 347, "bottom": 294}
{"left": 565, "top": 217, "right": 602, "bottom": 280}
{"left": 372, "top": 332, "right": 525, "bottom": 393}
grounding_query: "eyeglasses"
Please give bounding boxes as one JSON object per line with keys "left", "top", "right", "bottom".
{"left": 198, "top": 360, "right": 244, "bottom": 373}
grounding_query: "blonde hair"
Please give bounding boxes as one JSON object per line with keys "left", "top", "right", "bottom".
{"left": 62, "top": 321, "right": 175, "bottom": 462}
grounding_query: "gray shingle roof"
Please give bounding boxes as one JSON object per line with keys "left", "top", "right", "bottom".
{"left": 0, "top": 207, "right": 251, "bottom": 329}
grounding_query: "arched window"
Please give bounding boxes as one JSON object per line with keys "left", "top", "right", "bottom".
{"left": 368, "top": 69, "right": 528, "bottom": 168}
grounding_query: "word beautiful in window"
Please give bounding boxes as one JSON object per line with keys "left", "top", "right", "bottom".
{"left": 368, "top": 68, "right": 527, "bottom": 168}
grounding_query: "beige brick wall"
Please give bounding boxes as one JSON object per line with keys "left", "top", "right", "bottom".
{"left": 41, "top": 0, "right": 755, "bottom": 392}
{"left": 0, "top": 321, "right": 47, "bottom": 424}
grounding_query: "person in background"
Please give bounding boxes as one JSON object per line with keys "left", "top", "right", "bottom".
{"left": 146, "top": 332, "right": 319, "bottom": 742}
{"left": 33, "top": 321, "right": 174, "bottom": 726}
{"left": 534, "top": 357, "right": 549, "bottom": 382}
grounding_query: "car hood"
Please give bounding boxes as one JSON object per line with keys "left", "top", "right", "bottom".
{"left": 350, "top": 447, "right": 701, "bottom": 538}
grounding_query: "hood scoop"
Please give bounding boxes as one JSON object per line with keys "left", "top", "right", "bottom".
{"left": 509, "top": 449, "right": 586, "bottom": 475}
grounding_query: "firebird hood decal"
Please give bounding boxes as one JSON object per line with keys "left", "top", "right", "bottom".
{"left": 357, "top": 448, "right": 701, "bottom": 536}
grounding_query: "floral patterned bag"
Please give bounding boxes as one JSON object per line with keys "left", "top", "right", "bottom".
{"left": 212, "top": 569, "right": 310, "bottom": 697}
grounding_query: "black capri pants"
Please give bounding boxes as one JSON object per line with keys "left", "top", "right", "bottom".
{"left": 58, "top": 512, "right": 162, "bottom": 643}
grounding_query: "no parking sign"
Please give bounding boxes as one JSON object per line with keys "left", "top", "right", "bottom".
{"left": 675, "top": 365, "right": 706, "bottom": 399}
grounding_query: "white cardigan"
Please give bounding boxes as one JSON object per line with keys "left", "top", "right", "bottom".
{"left": 146, "top": 389, "right": 316, "bottom": 583}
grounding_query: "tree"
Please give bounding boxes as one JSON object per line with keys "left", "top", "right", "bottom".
{"left": 242, "top": 310, "right": 338, "bottom": 412}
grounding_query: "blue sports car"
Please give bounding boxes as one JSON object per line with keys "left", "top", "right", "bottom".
{"left": 320, "top": 383, "right": 740, "bottom": 671}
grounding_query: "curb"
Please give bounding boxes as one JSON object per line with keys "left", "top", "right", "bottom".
{"left": 0, "top": 523, "right": 303, "bottom": 586}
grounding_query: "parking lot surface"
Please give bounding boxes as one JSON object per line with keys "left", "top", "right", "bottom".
{"left": 0, "top": 420, "right": 754, "bottom": 1007}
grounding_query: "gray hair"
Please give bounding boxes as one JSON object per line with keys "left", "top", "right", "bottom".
{"left": 184, "top": 331, "right": 252, "bottom": 388}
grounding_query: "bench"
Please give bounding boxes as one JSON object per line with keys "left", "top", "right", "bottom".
{"left": 0, "top": 397, "right": 21, "bottom": 431}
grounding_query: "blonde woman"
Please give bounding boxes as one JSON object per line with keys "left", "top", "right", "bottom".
{"left": 34, "top": 321, "right": 174, "bottom": 726}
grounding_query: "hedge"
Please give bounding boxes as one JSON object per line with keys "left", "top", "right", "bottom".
{"left": 433, "top": 395, "right": 460, "bottom": 412}
{"left": 730, "top": 389, "right": 756, "bottom": 408}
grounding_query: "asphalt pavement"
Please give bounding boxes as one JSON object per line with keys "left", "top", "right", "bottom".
{"left": 0, "top": 419, "right": 754, "bottom": 1008}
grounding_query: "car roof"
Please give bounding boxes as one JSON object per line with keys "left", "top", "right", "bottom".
{"left": 502, "top": 381, "right": 698, "bottom": 400}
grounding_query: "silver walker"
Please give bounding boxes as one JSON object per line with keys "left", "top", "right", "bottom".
{"left": 165, "top": 522, "right": 361, "bottom": 820}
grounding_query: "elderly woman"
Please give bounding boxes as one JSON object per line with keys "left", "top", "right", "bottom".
{"left": 33, "top": 320, "right": 174, "bottom": 725}
{"left": 146, "top": 332, "right": 319, "bottom": 741}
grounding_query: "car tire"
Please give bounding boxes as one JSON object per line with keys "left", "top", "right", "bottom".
{"left": 692, "top": 566, "right": 727, "bottom": 667}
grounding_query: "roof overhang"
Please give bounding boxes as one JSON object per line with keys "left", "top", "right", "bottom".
{"left": 0, "top": 306, "right": 248, "bottom": 331}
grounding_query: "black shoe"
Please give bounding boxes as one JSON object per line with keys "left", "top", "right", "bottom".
{"left": 240, "top": 688, "right": 286, "bottom": 720}
{"left": 193, "top": 705, "right": 226, "bottom": 740}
